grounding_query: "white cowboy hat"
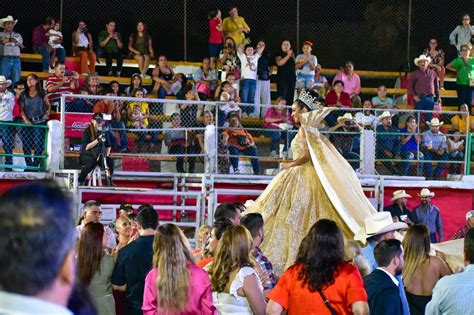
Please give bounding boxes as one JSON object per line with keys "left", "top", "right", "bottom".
{"left": 426, "top": 118, "right": 444, "bottom": 127}
{"left": 418, "top": 188, "right": 435, "bottom": 198}
{"left": 337, "top": 112, "right": 354, "bottom": 122}
{"left": 391, "top": 190, "right": 412, "bottom": 201}
{"left": 377, "top": 111, "right": 393, "bottom": 121}
{"left": 354, "top": 212, "right": 408, "bottom": 242}
{"left": 414, "top": 54, "right": 431, "bottom": 65}
{"left": 466, "top": 210, "right": 474, "bottom": 221}
{"left": 0, "top": 75, "right": 12, "bottom": 87}
{"left": 0, "top": 16, "right": 18, "bottom": 28}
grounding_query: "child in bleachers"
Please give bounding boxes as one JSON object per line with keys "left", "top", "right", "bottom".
{"left": 219, "top": 81, "right": 241, "bottom": 127}
{"left": 127, "top": 89, "right": 156, "bottom": 148}
{"left": 164, "top": 113, "right": 195, "bottom": 173}
{"left": 130, "top": 104, "right": 146, "bottom": 129}
{"left": 168, "top": 73, "right": 186, "bottom": 96}
{"left": 237, "top": 43, "right": 264, "bottom": 117}
{"left": 296, "top": 40, "right": 317, "bottom": 93}
{"left": 47, "top": 22, "right": 64, "bottom": 69}
{"left": 447, "top": 131, "right": 465, "bottom": 174}
{"left": 193, "top": 224, "right": 212, "bottom": 257}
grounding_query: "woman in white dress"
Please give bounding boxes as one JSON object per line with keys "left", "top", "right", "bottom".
{"left": 208, "top": 225, "right": 266, "bottom": 315}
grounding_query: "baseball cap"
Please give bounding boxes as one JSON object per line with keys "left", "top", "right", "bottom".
{"left": 466, "top": 210, "right": 474, "bottom": 220}
{"left": 119, "top": 203, "right": 134, "bottom": 213}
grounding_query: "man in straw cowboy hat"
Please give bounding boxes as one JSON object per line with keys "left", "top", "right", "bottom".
{"left": 0, "top": 75, "right": 14, "bottom": 170}
{"left": 413, "top": 188, "right": 444, "bottom": 243}
{"left": 384, "top": 190, "right": 415, "bottom": 224}
{"left": 376, "top": 111, "right": 401, "bottom": 174}
{"left": 328, "top": 112, "right": 363, "bottom": 169}
{"left": 0, "top": 15, "right": 23, "bottom": 85}
{"left": 450, "top": 210, "right": 474, "bottom": 240}
{"left": 421, "top": 118, "right": 448, "bottom": 179}
{"left": 408, "top": 54, "right": 441, "bottom": 122}
{"left": 357, "top": 212, "right": 410, "bottom": 315}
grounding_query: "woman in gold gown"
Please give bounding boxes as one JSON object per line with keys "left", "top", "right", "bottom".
{"left": 246, "top": 90, "right": 376, "bottom": 275}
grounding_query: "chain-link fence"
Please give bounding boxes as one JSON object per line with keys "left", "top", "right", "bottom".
{"left": 0, "top": 121, "right": 49, "bottom": 171}
{"left": 7, "top": 0, "right": 474, "bottom": 71}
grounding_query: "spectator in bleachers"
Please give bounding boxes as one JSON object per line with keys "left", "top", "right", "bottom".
{"left": 325, "top": 80, "right": 351, "bottom": 107}
{"left": 72, "top": 20, "right": 97, "bottom": 75}
{"left": 130, "top": 104, "right": 146, "bottom": 129}
{"left": 46, "top": 62, "right": 79, "bottom": 112}
{"left": 196, "top": 218, "right": 233, "bottom": 268}
{"left": 255, "top": 41, "right": 271, "bottom": 117}
{"left": 219, "top": 37, "right": 241, "bottom": 82}
{"left": 46, "top": 22, "right": 65, "bottom": 69}
{"left": 400, "top": 115, "right": 423, "bottom": 176}
{"left": 376, "top": 111, "right": 401, "bottom": 175}
{"left": 450, "top": 210, "right": 474, "bottom": 240}
{"left": 124, "top": 73, "right": 148, "bottom": 96}
{"left": 110, "top": 80, "right": 121, "bottom": 96}
{"left": 32, "top": 16, "right": 55, "bottom": 73}
{"left": 264, "top": 97, "right": 294, "bottom": 157}
{"left": 196, "top": 110, "right": 218, "bottom": 173}
{"left": 409, "top": 55, "right": 440, "bottom": 122}
{"left": 372, "top": 84, "right": 394, "bottom": 111}
{"left": 451, "top": 103, "right": 474, "bottom": 133}
{"left": 127, "top": 88, "right": 157, "bottom": 148}
{"left": 275, "top": 40, "right": 296, "bottom": 106}
{"left": 194, "top": 57, "right": 217, "bottom": 101}
{"left": 237, "top": 43, "right": 263, "bottom": 117}
{"left": 77, "top": 222, "right": 116, "bottom": 315}
{"left": 447, "top": 131, "right": 465, "bottom": 174}
{"left": 412, "top": 188, "right": 443, "bottom": 243}
{"left": 12, "top": 80, "right": 25, "bottom": 123}
{"left": 128, "top": 21, "right": 154, "bottom": 78}
{"left": 164, "top": 113, "right": 195, "bottom": 173}
{"left": 449, "top": 13, "right": 474, "bottom": 55}
{"left": 219, "top": 80, "right": 241, "bottom": 126}
{"left": 0, "top": 75, "right": 14, "bottom": 170}
{"left": 98, "top": 20, "right": 124, "bottom": 77}
{"left": 423, "top": 38, "right": 446, "bottom": 90}
{"left": 222, "top": 5, "right": 250, "bottom": 46}
{"left": 355, "top": 100, "right": 378, "bottom": 129}
{"left": 0, "top": 15, "right": 23, "bottom": 84}
{"left": 223, "top": 113, "right": 260, "bottom": 174}
{"left": 421, "top": 118, "right": 448, "bottom": 179}
{"left": 152, "top": 55, "right": 184, "bottom": 100}
{"left": 84, "top": 72, "right": 103, "bottom": 95}
{"left": 180, "top": 83, "right": 201, "bottom": 127}
{"left": 142, "top": 223, "right": 215, "bottom": 314}
{"left": 446, "top": 44, "right": 474, "bottom": 112}
{"left": 19, "top": 73, "right": 50, "bottom": 170}
{"left": 295, "top": 40, "right": 317, "bottom": 94}
{"left": 208, "top": 9, "right": 223, "bottom": 68}
{"left": 329, "top": 113, "right": 363, "bottom": 170}
{"left": 93, "top": 89, "right": 129, "bottom": 153}
{"left": 333, "top": 61, "right": 361, "bottom": 106}
{"left": 312, "top": 64, "right": 330, "bottom": 98}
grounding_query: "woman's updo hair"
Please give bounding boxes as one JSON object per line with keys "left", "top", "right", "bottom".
{"left": 294, "top": 89, "right": 320, "bottom": 112}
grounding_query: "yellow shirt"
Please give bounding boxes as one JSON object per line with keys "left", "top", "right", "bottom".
{"left": 127, "top": 101, "right": 149, "bottom": 127}
{"left": 451, "top": 115, "right": 474, "bottom": 133}
{"left": 222, "top": 16, "right": 249, "bottom": 45}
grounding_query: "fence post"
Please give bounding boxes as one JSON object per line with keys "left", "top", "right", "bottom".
{"left": 59, "top": 95, "right": 66, "bottom": 169}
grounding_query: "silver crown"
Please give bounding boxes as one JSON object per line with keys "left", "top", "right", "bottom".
{"left": 298, "top": 90, "right": 321, "bottom": 110}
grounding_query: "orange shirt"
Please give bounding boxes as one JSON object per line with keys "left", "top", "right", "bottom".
{"left": 196, "top": 257, "right": 215, "bottom": 268}
{"left": 268, "top": 263, "right": 367, "bottom": 315}
{"left": 225, "top": 128, "right": 254, "bottom": 151}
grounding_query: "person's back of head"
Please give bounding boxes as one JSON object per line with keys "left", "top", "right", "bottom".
{"left": 153, "top": 224, "right": 193, "bottom": 313}
{"left": 374, "top": 239, "right": 403, "bottom": 268}
{"left": 465, "top": 228, "right": 474, "bottom": 265}
{"left": 0, "top": 180, "right": 75, "bottom": 306}
{"left": 214, "top": 202, "right": 240, "bottom": 224}
{"left": 77, "top": 222, "right": 105, "bottom": 285}
{"left": 402, "top": 225, "right": 430, "bottom": 283}
{"left": 240, "top": 213, "right": 264, "bottom": 239}
{"left": 137, "top": 204, "right": 159, "bottom": 230}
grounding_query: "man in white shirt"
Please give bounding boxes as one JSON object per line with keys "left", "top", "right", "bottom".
{"left": 0, "top": 180, "right": 76, "bottom": 314}
{"left": 0, "top": 75, "right": 14, "bottom": 170}
{"left": 76, "top": 200, "right": 117, "bottom": 249}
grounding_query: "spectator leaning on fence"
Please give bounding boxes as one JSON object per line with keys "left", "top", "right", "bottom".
{"left": 0, "top": 75, "right": 14, "bottom": 170}
{"left": 32, "top": 16, "right": 55, "bottom": 73}
{"left": 421, "top": 118, "right": 448, "bottom": 179}
{"left": 98, "top": 20, "right": 124, "bottom": 77}
{"left": 446, "top": 44, "right": 474, "bottom": 112}
{"left": 449, "top": 13, "right": 474, "bottom": 56}
{"left": 376, "top": 111, "right": 401, "bottom": 175}
{"left": 0, "top": 15, "right": 23, "bottom": 85}
{"left": 72, "top": 20, "right": 97, "bottom": 75}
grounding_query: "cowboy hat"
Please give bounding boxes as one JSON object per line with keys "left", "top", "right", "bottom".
{"left": 414, "top": 54, "right": 431, "bottom": 65}
{"left": 426, "top": 118, "right": 444, "bottom": 127}
{"left": 418, "top": 188, "right": 435, "bottom": 198}
{"left": 354, "top": 212, "right": 408, "bottom": 242}
{"left": 391, "top": 190, "right": 412, "bottom": 201}
{"left": 377, "top": 111, "right": 393, "bottom": 121}
{"left": 337, "top": 112, "right": 354, "bottom": 122}
{"left": 466, "top": 210, "right": 474, "bottom": 221}
{"left": 0, "top": 16, "right": 18, "bottom": 28}
{"left": 0, "top": 75, "right": 12, "bottom": 87}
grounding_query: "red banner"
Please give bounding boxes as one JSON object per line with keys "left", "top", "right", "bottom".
{"left": 65, "top": 113, "right": 92, "bottom": 138}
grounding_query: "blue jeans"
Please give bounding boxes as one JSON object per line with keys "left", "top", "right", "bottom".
{"left": 240, "top": 79, "right": 257, "bottom": 114}
{"left": 0, "top": 124, "right": 13, "bottom": 167}
{"left": 422, "top": 149, "right": 447, "bottom": 179}
{"left": 36, "top": 46, "right": 51, "bottom": 71}
{"left": 108, "top": 120, "right": 128, "bottom": 150}
{"left": 1, "top": 57, "right": 21, "bottom": 84}
{"left": 414, "top": 95, "right": 434, "bottom": 122}
{"left": 266, "top": 129, "right": 291, "bottom": 152}
{"left": 21, "top": 123, "right": 46, "bottom": 169}
{"left": 400, "top": 150, "right": 422, "bottom": 176}
{"left": 157, "top": 87, "right": 184, "bottom": 101}
{"left": 55, "top": 47, "right": 66, "bottom": 64}
{"left": 228, "top": 145, "right": 259, "bottom": 174}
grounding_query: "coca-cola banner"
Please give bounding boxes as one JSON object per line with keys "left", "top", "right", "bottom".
{"left": 65, "top": 113, "right": 92, "bottom": 138}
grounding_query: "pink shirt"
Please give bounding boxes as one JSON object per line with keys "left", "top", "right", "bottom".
{"left": 333, "top": 71, "right": 361, "bottom": 96}
{"left": 264, "top": 108, "right": 294, "bottom": 129}
{"left": 142, "top": 263, "right": 216, "bottom": 315}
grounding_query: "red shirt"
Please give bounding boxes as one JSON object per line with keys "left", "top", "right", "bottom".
{"left": 325, "top": 90, "right": 352, "bottom": 107}
{"left": 46, "top": 74, "right": 76, "bottom": 103}
{"left": 268, "top": 263, "right": 367, "bottom": 315}
{"left": 209, "top": 18, "right": 223, "bottom": 44}
{"left": 13, "top": 96, "right": 22, "bottom": 119}
{"left": 196, "top": 257, "right": 215, "bottom": 268}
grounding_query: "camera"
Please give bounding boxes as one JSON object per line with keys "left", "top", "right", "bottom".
{"left": 344, "top": 120, "right": 356, "bottom": 127}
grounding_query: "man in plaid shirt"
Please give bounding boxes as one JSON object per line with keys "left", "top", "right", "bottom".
{"left": 241, "top": 212, "right": 276, "bottom": 290}
{"left": 451, "top": 210, "right": 474, "bottom": 240}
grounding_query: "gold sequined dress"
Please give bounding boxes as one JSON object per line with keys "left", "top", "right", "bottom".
{"left": 246, "top": 108, "right": 376, "bottom": 275}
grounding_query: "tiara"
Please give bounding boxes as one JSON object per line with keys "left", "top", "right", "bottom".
{"left": 298, "top": 90, "right": 320, "bottom": 110}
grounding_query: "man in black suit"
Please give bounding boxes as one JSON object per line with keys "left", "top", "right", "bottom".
{"left": 364, "top": 239, "right": 405, "bottom": 315}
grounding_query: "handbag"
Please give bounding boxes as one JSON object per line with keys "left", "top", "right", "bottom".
{"left": 196, "top": 81, "right": 211, "bottom": 96}
{"left": 318, "top": 289, "right": 338, "bottom": 315}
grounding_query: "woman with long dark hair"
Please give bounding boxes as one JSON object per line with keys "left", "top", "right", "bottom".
{"left": 72, "top": 20, "right": 96, "bottom": 74}
{"left": 267, "top": 219, "right": 368, "bottom": 314}
{"left": 19, "top": 73, "right": 50, "bottom": 170}
{"left": 77, "top": 222, "right": 116, "bottom": 315}
{"left": 128, "top": 21, "right": 155, "bottom": 78}
{"left": 142, "top": 223, "right": 214, "bottom": 314}
{"left": 402, "top": 225, "right": 452, "bottom": 315}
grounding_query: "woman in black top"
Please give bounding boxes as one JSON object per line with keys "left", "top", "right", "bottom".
{"left": 275, "top": 40, "right": 296, "bottom": 106}
{"left": 255, "top": 40, "right": 271, "bottom": 117}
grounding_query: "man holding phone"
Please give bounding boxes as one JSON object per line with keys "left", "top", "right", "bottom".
{"left": 46, "top": 61, "right": 79, "bottom": 112}
{"left": 98, "top": 20, "right": 123, "bottom": 77}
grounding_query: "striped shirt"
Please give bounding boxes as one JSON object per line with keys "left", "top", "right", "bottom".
{"left": 46, "top": 74, "right": 75, "bottom": 103}
{"left": 425, "top": 264, "right": 474, "bottom": 314}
